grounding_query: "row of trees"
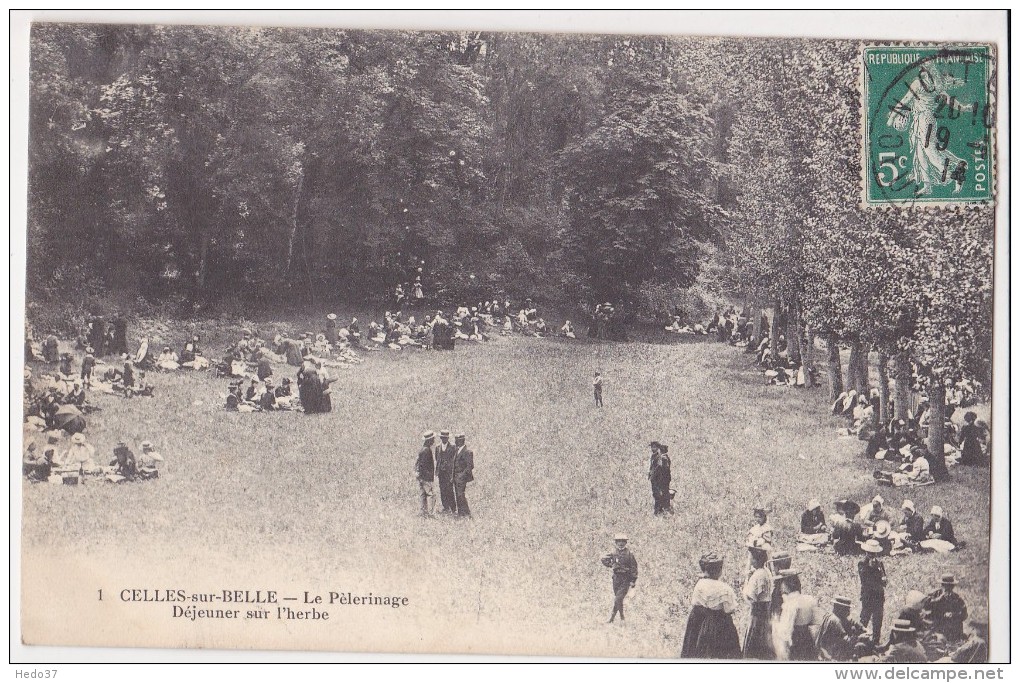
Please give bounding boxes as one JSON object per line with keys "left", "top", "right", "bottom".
{"left": 29, "top": 24, "right": 739, "bottom": 314}
{"left": 724, "top": 39, "right": 994, "bottom": 461}
{"left": 28, "top": 25, "right": 995, "bottom": 456}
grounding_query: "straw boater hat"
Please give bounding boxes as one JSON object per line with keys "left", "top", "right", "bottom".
{"left": 902, "top": 499, "right": 915, "bottom": 512}
{"left": 940, "top": 574, "right": 958, "bottom": 587}
{"left": 422, "top": 431, "right": 435, "bottom": 441}
{"left": 807, "top": 498, "right": 821, "bottom": 511}
{"left": 832, "top": 596, "right": 853, "bottom": 611}
{"left": 859, "top": 539, "right": 884, "bottom": 554}
{"left": 71, "top": 433, "right": 85, "bottom": 444}
{"left": 872, "top": 520, "right": 891, "bottom": 539}
{"left": 931, "top": 505, "right": 944, "bottom": 517}
{"left": 327, "top": 313, "right": 337, "bottom": 320}
{"left": 890, "top": 619, "right": 917, "bottom": 635}
{"left": 614, "top": 532, "right": 628, "bottom": 542}
{"left": 141, "top": 441, "right": 153, "bottom": 450}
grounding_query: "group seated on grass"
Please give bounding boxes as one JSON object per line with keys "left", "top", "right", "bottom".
{"left": 22, "top": 431, "right": 163, "bottom": 484}
{"left": 681, "top": 506, "right": 981, "bottom": 662}
{"left": 793, "top": 495, "right": 964, "bottom": 556}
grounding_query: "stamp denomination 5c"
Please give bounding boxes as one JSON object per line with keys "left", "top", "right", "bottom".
{"left": 862, "top": 45, "right": 994, "bottom": 207}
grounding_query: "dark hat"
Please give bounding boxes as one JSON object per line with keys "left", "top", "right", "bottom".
{"left": 282, "top": 377, "right": 291, "bottom": 384}
{"left": 439, "top": 430, "right": 450, "bottom": 438}
{"left": 833, "top": 596, "right": 853, "bottom": 610}
{"left": 698, "top": 553, "right": 723, "bottom": 572}
{"left": 940, "top": 574, "right": 958, "bottom": 586}
{"left": 649, "top": 441, "right": 661, "bottom": 449}
{"left": 660, "top": 444, "right": 668, "bottom": 454}
{"left": 768, "top": 552, "right": 792, "bottom": 573}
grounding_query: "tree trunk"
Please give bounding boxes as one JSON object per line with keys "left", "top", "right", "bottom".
{"left": 927, "top": 381, "right": 950, "bottom": 481}
{"left": 802, "top": 325, "right": 817, "bottom": 385}
{"left": 786, "top": 304, "right": 802, "bottom": 365}
{"left": 858, "top": 342, "right": 871, "bottom": 395}
{"left": 894, "top": 352, "right": 912, "bottom": 420}
{"left": 750, "top": 306, "right": 761, "bottom": 344}
{"left": 284, "top": 166, "right": 305, "bottom": 277}
{"left": 877, "top": 352, "right": 891, "bottom": 424}
{"left": 826, "top": 334, "right": 844, "bottom": 402}
{"left": 846, "top": 342, "right": 869, "bottom": 396}
{"left": 769, "top": 300, "right": 782, "bottom": 353}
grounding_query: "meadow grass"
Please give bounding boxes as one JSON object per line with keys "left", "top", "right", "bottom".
{"left": 21, "top": 328, "right": 990, "bottom": 657}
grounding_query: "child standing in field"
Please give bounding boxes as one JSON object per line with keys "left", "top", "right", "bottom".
{"left": 593, "top": 371, "right": 603, "bottom": 408}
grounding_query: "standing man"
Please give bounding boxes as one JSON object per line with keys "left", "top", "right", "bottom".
{"left": 593, "top": 371, "right": 603, "bottom": 408}
{"left": 601, "top": 533, "right": 638, "bottom": 623}
{"left": 435, "top": 430, "right": 457, "bottom": 513}
{"left": 858, "top": 539, "right": 887, "bottom": 645}
{"left": 649, "top": 442, "right": 673, "bottom": 515}
{"left": 111, "top": 311, "right": 129, "bottom": 357}
{"left": 325, "top": 313, "right": 338, "bottom": 345}
{"left": 80, "top": 346, "right": 96, "bottom": 388}
{"left": 452, "top": 433, "right": 475, "bottom": 517}
{"left": 415, "top": 431, "right": 437, "bottom": 517}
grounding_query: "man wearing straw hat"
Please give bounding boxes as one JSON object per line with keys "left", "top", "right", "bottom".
{"left": 926, "top": 574, "right": 968, "bottom": 642}
{"left": 867, "top": 619, "right": 926, "bottom": 663}
{"left": 452, "top": 433, "right": 474, "bottom": 518}
{"left": 434, "top": 430, "right": 457, "bottom": 514}
{"left": 601, "top": 532, "right": 638, "bottom": 624}
{"left": 857, "top": 539, "right": 887, "bottom": 645}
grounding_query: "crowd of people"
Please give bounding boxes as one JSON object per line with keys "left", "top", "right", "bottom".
{"left": 603, "top": 494, "right": 980, "bottom": 663}
{"left": 23, "top": 429, "right": 163, "bottom": 485}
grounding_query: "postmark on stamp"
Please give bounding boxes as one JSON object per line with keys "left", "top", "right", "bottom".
{"left": 861, "top": 45, "right": 995, "bottom": 208}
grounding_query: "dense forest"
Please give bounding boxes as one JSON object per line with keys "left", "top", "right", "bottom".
{"left": 28, "top": 24, "right": 995, "bottom": 412}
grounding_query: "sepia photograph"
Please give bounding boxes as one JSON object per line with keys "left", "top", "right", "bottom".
{"left": 11, "top": 10, "right": 1008, "bottom": 666}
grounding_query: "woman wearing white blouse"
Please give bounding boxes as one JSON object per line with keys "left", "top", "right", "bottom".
{"left": 680, "top": 553, "right": 742, "bottom": 659}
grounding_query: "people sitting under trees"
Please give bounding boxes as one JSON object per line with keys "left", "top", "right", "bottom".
{"left": 156, "top": 346, "right": 180, "bottom": 371}
{"left": 873, "top": 445, "right": 934, "bottom": 488}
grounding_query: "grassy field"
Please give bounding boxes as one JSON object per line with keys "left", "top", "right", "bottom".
{"left": 21, "top": 324, "right": 990, "bottom": 658}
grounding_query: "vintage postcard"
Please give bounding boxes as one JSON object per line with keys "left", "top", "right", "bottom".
{"left": 12, "top": 11, "right": 1008, "bottom": 664}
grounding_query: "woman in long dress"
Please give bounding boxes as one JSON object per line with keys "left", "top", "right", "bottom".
{"left": 742, "top": 541, "right": 774, "bottom": 660}
{"left": 681, "top": 553, "right": 742, "bottom": 660}
{"left": 773, "top": 570, "right": 819, "bottom": 661}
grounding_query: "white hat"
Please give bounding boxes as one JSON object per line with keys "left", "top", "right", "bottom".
{"left": 931, "top": 506, "right": 944, "bottom": 516}
{"left": 901, "top": 500, "right": 915, "bottom": 512}
{"left": 807, "top": 499, "right": 821, "bottom": 511}
{"left": 872, "top": 495, "right": 884, "bottom": 505}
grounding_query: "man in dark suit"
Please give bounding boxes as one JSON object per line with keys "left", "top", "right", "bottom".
{"left": 648, "top": 442, "right": 672, "bottom": 515}
{"left": 452, "top": 433, "right": 475, "bottom": 517}
{"left": 416, "top": 431, "right": 436, "bottom": 517}
{"left": 434, "top": 430, "right": 457, "bottom": 513}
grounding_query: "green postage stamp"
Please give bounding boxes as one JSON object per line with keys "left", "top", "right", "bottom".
{"left": 861, "top": 45, "right": 995, "bottom": 207}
